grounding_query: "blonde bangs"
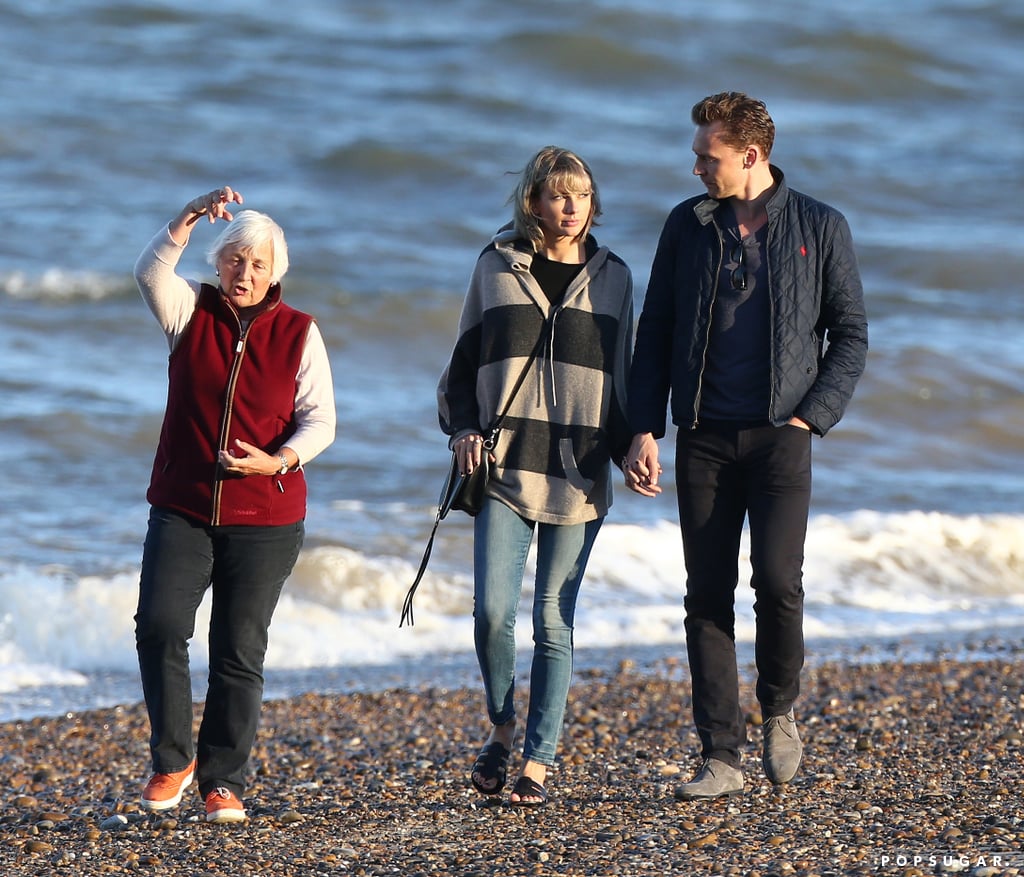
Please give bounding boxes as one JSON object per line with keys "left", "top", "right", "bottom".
{"left": 545, "top": 166, "right": 593, "bottom": 197}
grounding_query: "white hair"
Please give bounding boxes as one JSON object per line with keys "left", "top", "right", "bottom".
{"left": 206, "top": 210, "right": 289, "bottom": 283}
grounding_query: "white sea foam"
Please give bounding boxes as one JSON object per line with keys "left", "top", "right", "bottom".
{"left": 1, "top": 269, "right": 127, "bottom": 301}
{"left": 2, "top": 510, "right": 1021, "bottom": 716}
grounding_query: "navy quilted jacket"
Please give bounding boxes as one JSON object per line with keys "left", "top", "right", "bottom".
{"left": 629, "top": 167, "right": 868, "bottom": 437}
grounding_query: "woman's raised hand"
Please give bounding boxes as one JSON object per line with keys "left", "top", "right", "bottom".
{"left": 186, "top": 186, "right": 244, "bottom": 224}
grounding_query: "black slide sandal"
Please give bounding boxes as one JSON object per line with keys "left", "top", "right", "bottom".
{"left": 470, "top": 742, "right": 510, "bottom": 796}
{"left": 509, "top": 774, "right": 548, "bottom": 807}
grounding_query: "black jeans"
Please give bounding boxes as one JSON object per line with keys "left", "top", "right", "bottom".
{"left": 675, "top": 422, "right": 811, "bottom": 768}
{"left": 135, "top": 507, "right": 304, "bottom": 797}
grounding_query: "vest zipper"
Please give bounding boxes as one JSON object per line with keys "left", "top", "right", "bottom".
{"left": 211, "top": 318, "right": 249, "bottom": 525}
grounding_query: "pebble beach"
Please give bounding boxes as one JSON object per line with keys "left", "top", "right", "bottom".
{"left": 2, "top": 646, "right": 1022, "bottom": 877}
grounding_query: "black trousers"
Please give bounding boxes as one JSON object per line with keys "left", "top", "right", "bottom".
{"left": 135, "top": 507, "right": 304, "bottom": 797}
{"left": 675, "top": 422, "right": 811, "bottom": 767}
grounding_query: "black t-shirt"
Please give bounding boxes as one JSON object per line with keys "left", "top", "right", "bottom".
{"left": 530, "top": 251, "right": 585, "bottom": 305}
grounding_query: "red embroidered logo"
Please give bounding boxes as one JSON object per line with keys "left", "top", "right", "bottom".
{"left": 800, "top": 245, "right": 808, "bottom": 257}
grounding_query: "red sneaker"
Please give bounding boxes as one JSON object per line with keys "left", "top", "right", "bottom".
{"left": 140, "top": 758, "right": 197, "bottom": 811}
{"left": 205, "top": 786, "right": 246, "bottom": 824}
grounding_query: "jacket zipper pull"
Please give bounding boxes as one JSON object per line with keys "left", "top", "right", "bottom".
{"left": 236, "top": 339, "right": 244, "bottom": 353}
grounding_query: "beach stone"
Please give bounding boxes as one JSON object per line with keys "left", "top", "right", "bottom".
{"left": 100, "top": 814, "right": 129, "bottom": 831}
{"left": 1, "top": 656, "right": 1022, "bottom": 876}
{"left": 32, "top": 765, "right": 58, "bottom": 782}
{"left": 38, "top": 810, "right": 69, "bottom": 822}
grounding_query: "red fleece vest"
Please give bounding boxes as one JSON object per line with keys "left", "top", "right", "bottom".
{"left": 147, "top": 283, "right": 313, "bottom": 526}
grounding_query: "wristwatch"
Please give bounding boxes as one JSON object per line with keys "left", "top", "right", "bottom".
{"left": 277, "top": 454, "right": 290, "bottom": 475}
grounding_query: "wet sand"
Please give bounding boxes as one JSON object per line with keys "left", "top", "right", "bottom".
{"left": 2, "top": 648, "right": 1022, "bottom": 876}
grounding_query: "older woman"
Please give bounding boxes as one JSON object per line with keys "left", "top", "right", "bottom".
{"left": 132, "top": 187, "right": 335, "bottom": 824}
{"left": 438, "top": 148, "right": 633, "bottom": 805}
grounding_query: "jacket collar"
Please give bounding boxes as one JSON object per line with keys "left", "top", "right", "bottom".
{"left": 214, "top": 281, "right": 283, "bottom": 320}
{"left": 693, "top": 164, "right": 789, "bottom": 226}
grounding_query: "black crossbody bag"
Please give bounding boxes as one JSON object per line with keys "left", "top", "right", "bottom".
{"left": 400, "top": 331, "right": 546, "bottom": 627}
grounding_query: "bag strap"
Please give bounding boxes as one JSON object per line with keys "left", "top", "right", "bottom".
{"left": 400, "top": 320, "right": 548, "bottom": 628}
{"left": 400, "top": 457, "right": 460, "bottom": 627}
{"left": 398, "top": 512, "right": 438, "bottom": 628}
{"left": 484, "top": 326, "right": 548, "bottom": 444}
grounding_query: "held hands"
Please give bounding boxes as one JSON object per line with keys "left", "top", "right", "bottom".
{"left": 218, "top": 439, "right": 283, "bottom": 477}
{"left": 623, "top": 433, "right": 663, "bottom": 497}
{"left": 622, "top": 422, "right": 807, "bottom": 497}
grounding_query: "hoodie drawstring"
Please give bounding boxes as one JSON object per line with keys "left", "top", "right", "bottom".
{"left": 545, "top": 310, "right": 560, "bottom": 409}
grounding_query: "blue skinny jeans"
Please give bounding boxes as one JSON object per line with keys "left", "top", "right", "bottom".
{"left": 473, "top": 496, "right": 603, "bottom": 767}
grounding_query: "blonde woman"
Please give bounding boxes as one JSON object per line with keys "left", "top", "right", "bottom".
{"left": 438, "top": 148, "right": 633, "bottom": 805}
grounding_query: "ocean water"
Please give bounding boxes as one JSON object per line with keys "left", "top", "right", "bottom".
{"left": 1, "top": 0, "right": 1022, "bottom": 721}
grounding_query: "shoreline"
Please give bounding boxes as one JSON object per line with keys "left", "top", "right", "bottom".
{"left": 2, "top": 645, "right": 1022, "bottom": 875}
{"left": 4, "top": 626, "right": 1023, "bottom": 725}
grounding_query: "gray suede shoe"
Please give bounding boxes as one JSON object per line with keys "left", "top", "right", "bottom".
{"left": 762, "top": 710, "right": 803, "bottom": 784}
{"left": 673, "top": 758, "right": 743, "bottom": 800}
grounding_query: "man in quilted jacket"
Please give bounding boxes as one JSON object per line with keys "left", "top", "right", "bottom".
{"left": 624, "top": 92, "right": 868, "bottom": 799}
